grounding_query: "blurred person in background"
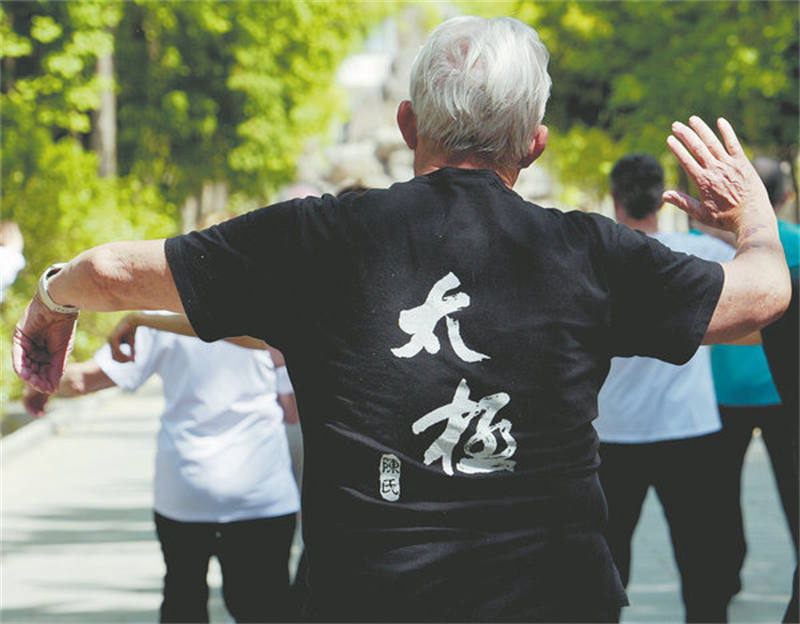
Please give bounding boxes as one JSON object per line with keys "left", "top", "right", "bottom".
{"left": 24, "top": 309, "right": 300, "bottom": 624}
{"left": 710, "top": 156, "right": 799, "bottom": 601}
{"left": 761, "top": 271, "right": 799, "bottom": 624}
{"left": 1, "top": 220, "right": 26, "bottom": 302}
{"left": 13, "top": 16, "right": 791, "bottom": 623}
{"left": 596, "top": 153, "right": 736, "bottom": 623}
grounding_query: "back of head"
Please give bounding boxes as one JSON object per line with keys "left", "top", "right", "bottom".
{"left": 409, "top": 16, "right": 552, "bottom": 171}
{"left": 753, "top": 157, "right": 791, "bottom": 209}
{"left": 610, "top": 153, "right": 664, "bottom": 220}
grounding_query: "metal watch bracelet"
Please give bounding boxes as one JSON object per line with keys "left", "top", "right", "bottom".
{"left": 37, "top": 263, "right": 80, "bottom": 315}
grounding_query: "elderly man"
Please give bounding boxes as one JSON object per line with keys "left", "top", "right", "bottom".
{"left": 13, "top": 16, "right": 789, "bottom": 623}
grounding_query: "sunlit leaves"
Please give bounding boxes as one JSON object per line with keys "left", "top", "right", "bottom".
{"left": 30, "top": 15, "right": 61, "bottom": 43}
{"left": 512, "top": 0, "right": 798, "bottom": 204}
{"left": 1, "top": 1, "right": 399, "bottom": 406}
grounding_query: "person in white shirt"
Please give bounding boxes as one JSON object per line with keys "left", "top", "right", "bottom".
{"left": 25, "top": 312, "right": 300, "bottom": 624}
{"left": 596, "top": 153, "right": 736, "bottom": 623}
{"left": 1, "top": 220, "right": 26, "bottom": 303}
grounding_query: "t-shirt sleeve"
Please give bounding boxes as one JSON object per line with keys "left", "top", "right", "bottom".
{"left": 597, "top": 218, "right": 725, "bottom": 364}
{"left": 164, "top": 197, "right": 333, "bottom": 349}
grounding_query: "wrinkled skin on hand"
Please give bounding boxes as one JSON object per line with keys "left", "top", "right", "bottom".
{"left": 107, "top": 315, "right": 137, "bottom": 363}
{"left": 12, "top": 293, "right": 78, "bottom": 394}
{"left": 663, "top": 116, "right": 772, "bottom": 233}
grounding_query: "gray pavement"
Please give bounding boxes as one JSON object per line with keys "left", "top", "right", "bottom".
{"left": 1, "top": 380, "right": 232, "bottom": 623}
{"left": 1, "top": 381, "right": 796, "bottom": 623}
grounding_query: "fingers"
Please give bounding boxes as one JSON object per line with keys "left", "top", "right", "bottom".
{"left": 109, "top": 334, "right": 135, "bottom": 362}
{"left": 111, "top": 346, "right": 134, "bottom": 363}
{"left": 11, "top": 327, "right": 30, "bottom": 381}
{"left": 666, "top": 134, "right": 704, "bottom": 182}
{"left": 670, "top": 119, "right": 717, "bottom": 170}
{"left": 11, "top": 329, "right": 53, "bottom": 393}
{"left": 688, "top": 116, "right": 730, "bottom": 162}
{"left": 716, "top": 117, "right": 745, "bottom": 159}
{"left": 12, "top": 308, "right": 76, "bottom": 394}
{"left": 108, "top": 319, "right": 136, "bottom": 362}
{"left": 21, "top": 364, "right": 56, "bottom": 394}
{"left": 23, "top": 386, "right": 49, "bottom": 417}
{"left": 22, "top": 354, "right": 61, "bottom": 394}
{"left": 663, "top": 190, "right": 704, "bottom": 221}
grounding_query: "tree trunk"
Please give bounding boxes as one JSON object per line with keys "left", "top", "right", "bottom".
{"left": 92, "top": 50, "right": 117, "bottom": 178}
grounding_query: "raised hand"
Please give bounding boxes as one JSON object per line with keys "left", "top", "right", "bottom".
{"left": 12, "top": 294, "right": 78, "bottom": 394}
{"left": 663, "top": 116, "right": 773, "bottom": 233}
{"left": 108, "top": 314, "right": 138, "bottom": 363}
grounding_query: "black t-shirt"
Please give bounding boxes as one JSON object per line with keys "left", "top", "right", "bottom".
{"left": 165, "top": 168, "right": 724, "bottom": 622}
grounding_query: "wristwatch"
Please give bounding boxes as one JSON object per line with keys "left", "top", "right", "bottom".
{"left": 38, "top": 263, "right": 80, "bottom": 314}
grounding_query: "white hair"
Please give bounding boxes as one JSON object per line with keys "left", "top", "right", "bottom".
{"left": 409, "top": 16, "right": 552, "bottom": 170}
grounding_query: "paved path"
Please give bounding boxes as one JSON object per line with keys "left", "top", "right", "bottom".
{"left": 1, "top": 382, "right": 795, "bottom": 623}
{"left": 1, "top": 381, "right": 231, "bottom": 623}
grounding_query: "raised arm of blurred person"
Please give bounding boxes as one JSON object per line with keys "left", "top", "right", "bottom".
{"left": 23, "top": 359, "right": 117, "bottom": 417}
{"left": 1, "top": 221, "right": 27, "bottom": 303}
{"left": 663, "top": 116, "right": 791, "bottom": 344}
{"left": 107, "top": 312, "right": 268, "bottom": 363}
{"left": 105, "top": 311, "right": 299, "bottom": 426}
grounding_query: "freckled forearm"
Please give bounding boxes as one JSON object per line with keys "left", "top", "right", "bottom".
{"left": 47, "top": 240, "right": 184, "bottom": 314}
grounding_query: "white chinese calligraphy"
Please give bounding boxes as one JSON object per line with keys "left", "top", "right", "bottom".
{"left": 391, "top": 272, "right": 489, "bottom": 363}
{"left": 412, "top": 379, "right": 516, "bottom": 476}
{"left": 384, "top": 271, "right": 518, "bottom": 487}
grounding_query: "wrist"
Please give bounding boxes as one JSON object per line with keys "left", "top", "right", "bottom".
{"left": 126, "top": 312, "right": 142, "bottom": 328}
{"left": 38, "top": 263, "right": 80, "bottom": 315}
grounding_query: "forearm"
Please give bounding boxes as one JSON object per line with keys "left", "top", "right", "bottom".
{"left": 126, "top": 312, "right": 196, "bottom": 337}
{"left": 278, "top": 392, "right": 300, "bottom": 424}
{"left": 128, "top": 312, "right": 267, "bottom": 349}
{"left": 55, "top": 361, "right": 117, "bottom": 397}
{"left": 47, "top": 240, "right": 184, "bottom": 314}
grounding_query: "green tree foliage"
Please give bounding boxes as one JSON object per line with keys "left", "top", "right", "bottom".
{"left": 115, "top": 0, "right": 397, "bottom": 207}
{"left": 463, "top": 1, "right": 798, "bottom": 206}
{"left": 1, "top": 1, "right": 178, "bottom": 411}
{"left": 511, "top": 0, "right": 799, "bottom": 204}
{"left": 1, "top": 1, "right": 396, "bottom": 412}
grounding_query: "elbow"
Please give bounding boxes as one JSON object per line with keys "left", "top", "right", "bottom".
{"left": 741, "top": 262, "right": 792, "bottom": 332}
{"left": 708, "top": 259, "right": 791, "bottom": 345}
{"left": 759, "top": 270, "right": 792, "bottom": 328}
{"left": 81, "top": 244, "right": 131, "bottom": 311}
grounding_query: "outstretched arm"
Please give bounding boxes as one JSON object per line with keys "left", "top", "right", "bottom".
{"left": 12, "top": 240, "right": 181, "bottom": 393}
{"left": 663, "top": 116, "right": 791, "bottom": 344}
{"left": 277, "top": 392, "right": 300, "bottom": 425}
{"left": 23, "top": 360, "right": 117, "bottom": 417}
{"left": 107, "top": 312, "right": 268, "bottom": 363}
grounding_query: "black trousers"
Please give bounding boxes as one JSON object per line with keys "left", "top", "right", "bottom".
{"left": 599, "top": 432, "right": 732, "bottom": 623}
{"left": 716, "top": 404, "right": 799, "bottom": 621}
{"left": 154, "top": 511, "right": 297, "bottom": 623}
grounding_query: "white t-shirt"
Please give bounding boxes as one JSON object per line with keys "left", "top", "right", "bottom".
{"left": 0, "top": 246, "right": 25, "bottom": 302}
{"left": 595, "top": 231, "right": 735, "bottom": 443}
{"left": 94, "top": 326, "right": 300, "bottom": 522}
